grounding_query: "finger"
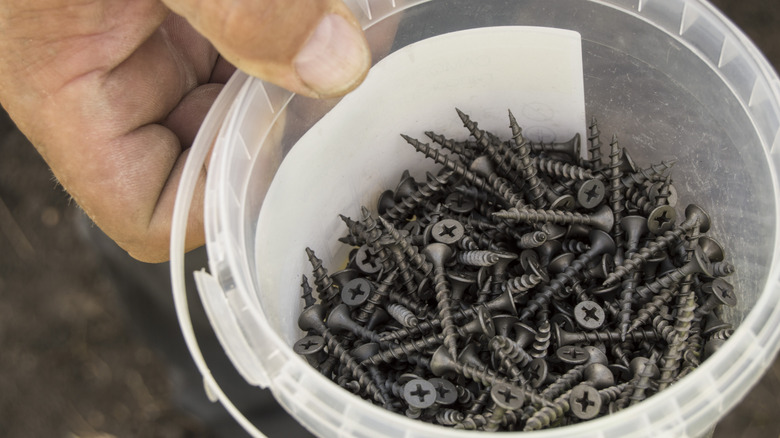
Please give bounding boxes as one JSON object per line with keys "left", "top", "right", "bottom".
{"left": 161, "top": 0, "right": 371, "bottom": 98}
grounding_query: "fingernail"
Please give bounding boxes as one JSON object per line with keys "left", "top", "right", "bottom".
{"left": 294, "top": 14, "right": 370, "bottom": 97}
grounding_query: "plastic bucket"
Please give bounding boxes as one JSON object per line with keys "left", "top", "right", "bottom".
{"left": 171, "top": 1, "right": 780, "bottom": 437}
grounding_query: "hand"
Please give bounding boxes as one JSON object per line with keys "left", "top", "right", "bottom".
{"left": 0, "top": 0, "right": 371, "bottom": 262}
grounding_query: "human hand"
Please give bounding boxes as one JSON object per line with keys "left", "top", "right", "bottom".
{"left": 0, "top": 0, "right": 371, "bottom": 262}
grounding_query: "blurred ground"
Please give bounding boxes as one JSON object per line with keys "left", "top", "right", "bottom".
{"left": 0, "top": 1, "right": 779, "bottom": 437}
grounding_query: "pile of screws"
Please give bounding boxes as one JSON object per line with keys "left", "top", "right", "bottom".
{"left": 293, "top": 109, "right": 737, "bottom": 431}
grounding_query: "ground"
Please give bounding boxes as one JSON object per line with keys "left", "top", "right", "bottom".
{"left": 0, "top": 1, "right": 779, "bottom": 437}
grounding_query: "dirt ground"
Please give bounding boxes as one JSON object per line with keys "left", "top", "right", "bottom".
{"left": 1, "top": 1, "right": 780, "bottom": 437}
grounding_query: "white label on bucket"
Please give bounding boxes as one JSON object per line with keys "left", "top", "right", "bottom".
{"left": 255, "top": 27, "right": 585, "bottom": 341}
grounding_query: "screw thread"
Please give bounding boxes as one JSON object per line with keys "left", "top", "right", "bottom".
{"left": 627, "top": 189, "right": 654, "bottom": 216}
{"left": 305, "top": 247, "right": 339, "bottom": 304}
{"left": 436, "top": 409, "right": 465, "bottom": 426}
{"left": 432, "top": 265, "right": 460, "bottom": 359}
{"left": 521, "top": 255, "right": 590, "bottom": 320}
{"left": 603, "top": 228, "right": 685, "bottom": 286}
{"left": 657, "top": 277, "right": 697, "bottom": 389}
{"left": 535, "top": 156, "right": 595, "bottom": 181}
{"left": 457, "top": 250, "right": 500, "bottom": 267}
{"left": 403, "top": 135, "right": 502, "bottom": 201}
{"left": 386, "top": 303, "right": 418, "bottom": 328}
{"left": 518, "top": 231, "right": 548, "bottom": 249}
{"left": 425, "top": 131, "right": 478, "bottom": 159}
{"left": 541, "top": 365, "right": 584, "bottom": 400}
{"left": 508, "top": 111, "right": 548, "bottom": 209}
{"left": 322, "top": 330, "right": 385, "bottom": 405}
{"left": 608, "top": 136, "right": 625, "bottom": 246}
{"left": 354, "top": 270, "right": 397, "bottom": 325}
{"left": 621, "top": 159, "right": 677, "bottom": 188}
{"left": 300, "top": 275, "right": 315, "bottom": 308}
{"left": 612, "top": 382, "right": 635, "bottom": 411}
{"left": 531, "top": 321, "right": 552, "bottom": 358}
{"left": 367, "top": 332, "right": 443, "bottom": 366}
{"left": 503, "top": 273, "right": 544, "bottom": 298}
{"left": 455, "top": 108, "right": 495, "bottom": 151}
{"left": 386, "top": 288, "right": 429, "bottom": 318}
{"left": 711, "top": 261, "right": 736, "bottom": 277}
{"left": 488, "top": 336, "right": 532, "bottom": 381}
{"left": 494, "top": 207, "right": 596, "bottom": 228}
{"left": 629, "top": 287, "right": 678, "bottom": 333}
{"left": 384, "top": 170, "right": 454, "bottom": 221}
{"left": 618, "top": 277, "right": 638, "bottom": 340}
{"left": 523, "top": 388, "right": 573, "bottom": 431}
{"left": 628, "top": 361, "right": 656, "bottom": 406}
{"left": 587, "top": 117, "right": 603, "bottom": 171}
{"left": 454, "top": 413, "right": 488, "bottom": 430}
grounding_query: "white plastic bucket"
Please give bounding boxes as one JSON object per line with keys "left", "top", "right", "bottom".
{"left": 171, "top": 1, "right": 780, "bottom": 437}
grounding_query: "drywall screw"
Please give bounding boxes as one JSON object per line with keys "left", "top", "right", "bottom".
{"left": 353, "top": 269, "right": 398, "bottom": 326}
{"left": 657, "top": 276, "right": 697, "bottom": 390}
{"left": 629, "top": 358, "right": 660, "bottom": 406}
{"left": 523, "top": 387, "right": 574, "bottom": 431}
{"left": 535, "top": 155, "right": 596, "bottom": 181}
{"left": 402, "top": 135, "right": 506, "bottom": 203}
{"left": 621, "top": 215, "right": 649, "bottom": 258}
{"left": 436, "top": 409, "right": 465, "bottom": 426}
{"left": 561, "top": 239, "right": 590, "bottom": 254}
{"left": 305, "top": 247, "right": 340, "bottom": 305}
{"left": 340, "top": 277, "right": 373, "bottom": 307}
{"left": 628, "top": 286, "right": 679, "bottom": 334}
{"left": 403, "top": 378, "right": 437, "bottom": 419}
{"left": 378, "top": 290, "right": 515, "bottom": 343}
{"left": 429, "top": 346, "right": 551, "bottom": 407}
{"left": 529, "top": 132, "right": 582, "bottom": 159}
{"left": 502, "top": 271, "right": 547, "bottom": 299}
{"left": 508, "top": 109, "right": 548, "bottom": 208}
{"left": 557, "top": 345, "right": 589, "bottom": 365}
{"left": 327, "top": 304, "right": 384, "bottom": 344}
{"left": 488, "top": 335, "right": 533, "bottom": 382}
{"left": 607, "top": 135, "right": 626, "bottom": 250}
{"left": 710, "top": 261, "right": 736, "bottom": 277}
{"left": 351, "top": 343, "right": 393, "bottom": 406}
{"left": 485, "top": 383, "right": 525, "bottom": 431}
{"left": 617, "top": 275, "right": 639, "bottom": 340}
{"left": 519, "top": 230, "right": 616, "bottom": 321}
{"left": 384, "top": 170, "right": 455, "bottom": 222}
{"left": 531, "top": 320, "right": 552, "bottom": 358}
{"left": 393, "top": 170, "right": 418, "bottom": 201}
{"left": 621, "top": 159, "right": 677, "bottom": 188}
{"left": 493, "top": 204, "right": 615, "bottom": 233}
{"left": 293, "top": 335, "right": 327, "bottom": 367}
{"left": 586, "top": 116, "right": 604, "bottom": 171}
{"left": 300, "top": 275, "right": 316, "bottom": 308}
{"left": 456, "top": 250, "right": 500, "bottom": 267}
{"left": 517, "top": 230, "right": 548, "bottom": 249}
{"left": 423, "top": 243, "right": 460, "bottom": 359}
{"left": 386, "top": 303, "right": 418, "bottom": 328}
{"left": 377, "top": 216, "right": 433, "bottom": 277}
{"left": 697, "top": 235, "right": 725, "bottom": 262}
{"left": 554, "top": 323, "right": 659, "bottom": 347}
{"left": 569, "top": 384, "right": 602, "bottom": 420}
{"left": 633, "top": 246, "right": 712, "bottom": 303}
{"left": 298, "top": 304, "right": 386, "bottom": 405}
{"left": 694, "top": 278, "right": 737, "bottom": 319}
{"left": 431, "top": 218, "right": 465, "bottom": 244}
{"left": 574, "top": 300, "right": 606, "bottom": 330}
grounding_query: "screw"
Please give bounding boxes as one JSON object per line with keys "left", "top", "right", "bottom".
{"left": 569, "top": 384, "right": 602, "bottom": 420}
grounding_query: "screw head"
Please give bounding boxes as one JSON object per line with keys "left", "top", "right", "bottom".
{"left": 293, "top": 335, "right": 326, "bottom": 355}
{"left": 577, "top": 178, "right": 605, "bottom": 209}
{"left": 708, "top": 278, "right": 737, "bottom": 307}
{"left": 569, "top": 384, "right": 602, "bottom": 420}
{"left": 490, "top": 383, "right": 525, "bottom": 410}
{"left": 431, "top": 219, "right": 465, "bottom": 244}
{"left": 556, "top": 345, "right": 589, "bottom": 365}
{"left": 647, "top": 205, "right": 676, "bottom": 234}
{"left": 429, "top": 378, "right": 458, "bottom": 405}
{"left": 445, "top": 192, "right": 475, "bottom": 214}
{"left": 341, "top": 277, "right": 373, "bottom": 306}
{"left": 526, "top": 358, "right": 549, "bottom": 388}
{"left": 403, "top": 379, "right": 437, "bottom": 409}
{"left": 574, "top": 301, "right": 606, "bottom": 330}
{"left": 550, "top": 194, "right": 576, "bottom": 211}
{"left": 698, "top": 235, "right": 725, "bottom": 262}
{"left": 355, "top": 245, "right": 382, "bottom": 274}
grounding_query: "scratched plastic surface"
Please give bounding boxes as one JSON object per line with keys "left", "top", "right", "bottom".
{"left": 174, "top": 1, "right": 780, "bottom": 437}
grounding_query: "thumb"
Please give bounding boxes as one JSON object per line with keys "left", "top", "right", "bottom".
{"left": 161, "top": 0, "right": 371, "bottom": 98}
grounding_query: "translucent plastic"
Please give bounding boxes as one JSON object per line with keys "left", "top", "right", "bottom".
{"left": 172, "top": 1, "right": 780, "bottom": 437}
